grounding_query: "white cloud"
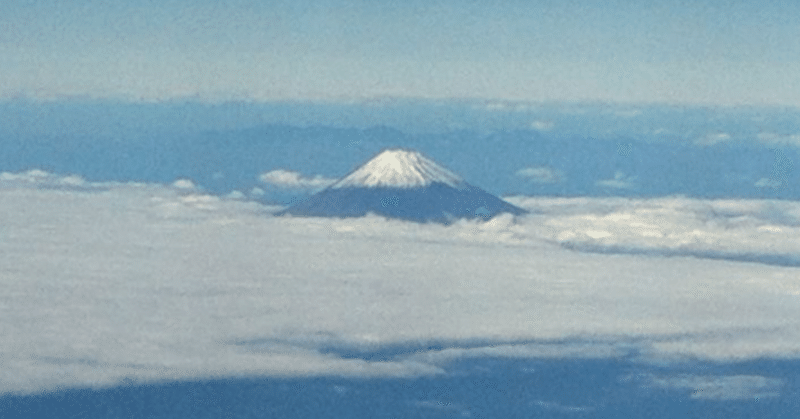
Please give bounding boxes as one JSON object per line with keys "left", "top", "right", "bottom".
{"left": 696, "top": 132, "right": 732, "bottom": 146}
{"left": 226, "top": 190, "right": 246, "bottom": 200}
{"left": 250, "top": 187, "right": 265, "bottom": 196}
{"left": 259, "top": 169, "right": 336, "bottom": 190}
{"left": 516, "top": 166, "right": 564, "bottom": 184}
{"left": 0, "top": 169, "right": 51, "bottom": 183}
{"left": 171, "top": 179, "right": 195, "bottom": 189}
{"left": 530, "top": 120, "right": 555, "bottom": 131}
{"left": 3, "top": 182, "right": 800, "bottom": 395}
{"left": 404, "top": 341, "right": 633, "bottom": 365}
{"left": 596, "top": 172, "right": 636, "bottom": 189}
{"left": 755, "top": 177, "right": 783, "bottom": 189}
{"left": 0, "top": 170, "right": 90, "bottom": 189}
{"left": 642, "top": 374, "right": 782, "bottom": 400}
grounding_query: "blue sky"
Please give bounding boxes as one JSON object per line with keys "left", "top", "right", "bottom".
{"left": 3, "top": 0, "right": 800, "bottom": 105}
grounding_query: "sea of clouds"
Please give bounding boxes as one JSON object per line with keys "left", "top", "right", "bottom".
{"left": 2, "top": 170, "right": 799, "bottom": 401}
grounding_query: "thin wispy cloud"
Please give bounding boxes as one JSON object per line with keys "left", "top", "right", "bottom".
{"left": 259, "top": 169, "right": 336, "bottom": 190}
{"left": 755, "top": 178, "right": 783, "bottom": 189}
{"left": 696, "top": 132, "right": 732, "bottom": 146}
{"left": 516, "top": 166, "right": 564, "bottom": 184}
{"left": 172, "top": 179, "right": 196, "bottom": 189}
{"left": 642, "top": 374, "right": 783, "bottom": 400}
{"left": 530, "top": 120, "right": 555, "bottom": 131}
{"left": 0, "top": 170, "right": 88, "bottom": 189}
{"left": 596, "top": 172, "right": 636, "bottom": 189}
{"left": 754, "top": 149, "right": 794, "bottom": 190}
{"left": 615, "top": 109, "right": 642, "bottom": 118}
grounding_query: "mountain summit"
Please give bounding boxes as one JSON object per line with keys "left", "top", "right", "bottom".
{"left": 277, "top": 149, "right": 527, "bottom": 223}
{"left": 330, "top": 149, "right": 463, "bottom": 189}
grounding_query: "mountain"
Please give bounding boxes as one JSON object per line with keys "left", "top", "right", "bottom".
{"left": 276, "top": 149, "right": 527, "bottom": 223}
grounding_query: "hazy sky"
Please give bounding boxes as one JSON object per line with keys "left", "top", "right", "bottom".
{"left": 2, "top": 0, "right": 800, "bottom": 105}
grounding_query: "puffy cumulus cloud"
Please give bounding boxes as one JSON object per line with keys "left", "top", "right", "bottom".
{"left": 530, "top": 120, "right": 555, "bottom": 131}
{"left": 516, "top": 166, "right": 564, "bottom": 184}
{"left": 0, "top": 170, "right": 90, "bottom": 189}
{"left": 171, "top": 179, "right": 196, "bottom": 189}
{"left": 596, "top": 171, "right": 636, "bottom": 189}
{"left": 696, "top": 132, "right": 732, "bottom": 146}
{"left": 509, "top": 196, "right": 800, "bottom": 265}
{"left": 641, "top": 374, "right": 783, "bottom": 400}
{"left": 4, "top": 183, "right": 800, "bottom": 395}
{"left": 259, "top": 169, "right": 336, "bottom": 190}
{"left": 0, "top": 169, "right": 51, "bottom": 182}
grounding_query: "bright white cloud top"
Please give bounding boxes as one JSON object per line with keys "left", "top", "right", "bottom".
{"left": 2, "top": 172, "right": 800, "bottom": 397}
{"left": 259, "top": 169, "right": 336, "bottom": 190}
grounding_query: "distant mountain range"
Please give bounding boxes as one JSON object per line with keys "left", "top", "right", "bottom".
{"left": 0, "top": 99, "right": 797, "bottom": 201}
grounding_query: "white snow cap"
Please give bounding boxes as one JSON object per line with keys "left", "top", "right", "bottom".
{"left": 331, "top": 149, "right": 464, "bottom": 189}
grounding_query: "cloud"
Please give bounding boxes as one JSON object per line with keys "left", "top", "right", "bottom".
{"left": 259, "top": 169, "right": 336, "bottom": 190}
{"left": 515, "top": 166, "right": 564, "bottom": 184}
{"left": 696, "top": 132, "right": 732, "bottom": 146}
{"left": 0, "top": 170, "right": 90, "bottom": 189}
{"left": 757, "top": 133, "right": 800, "bottom": 145}
{"left": 755, "top": 177, "right": 783, "bottom": 189}
{"left": 484, "top": 102, "right": 509, "bottom": 111}
{"left": 403, "top": 341, "right": 634, "bottom": 365}
{"left": 172, "top": 179, "right": 196, "bottom": 189}
{"left": 533, "top": 400, "right": 593, "bottom": 413}
{"left": 482, "top": 101, "right": 537, "bottom": 112}
{"left": 642, "top": 374, "right": 783, "bottom": 400}
{"left": 530, "top": 120, "right": 554, "bottom": 131}
{"left": 226, "top": 190, "right": 246, "bottom": 200}
{"left": 0, "top": 169, "right": 50, "bottom": 183}
{"left": 4, "top": 180, "right": 800, "bottom": 395}
{"left": 596, "top": 172, "right": 636, "bottom": 189}
{"left": 754, "top": 149, "right": 794, "bottom": 190}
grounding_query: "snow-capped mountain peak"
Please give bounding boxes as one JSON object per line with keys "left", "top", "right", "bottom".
{"left": 330, "top": 149, "right": 464, "bottom": 189}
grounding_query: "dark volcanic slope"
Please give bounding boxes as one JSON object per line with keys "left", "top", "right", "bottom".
{"left": 276, "top": 182, "right": 526, "bottom": 224}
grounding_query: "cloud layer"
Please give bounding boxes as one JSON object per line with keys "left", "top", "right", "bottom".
{"left": 2, "top": 173, "right": 800, "bottom": 397}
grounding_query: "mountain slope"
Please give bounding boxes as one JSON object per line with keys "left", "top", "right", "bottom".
{"left": 276, "top": 149, "right": 527, "bottom": 223}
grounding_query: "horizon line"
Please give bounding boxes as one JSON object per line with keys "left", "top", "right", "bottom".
{"left": 2, "top": 92, "right": 799, "bottom": 111}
